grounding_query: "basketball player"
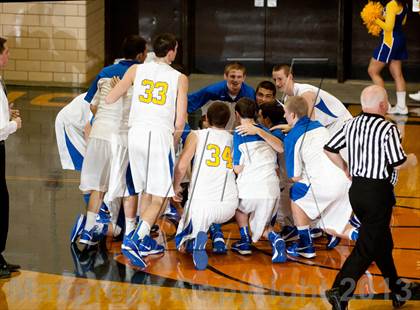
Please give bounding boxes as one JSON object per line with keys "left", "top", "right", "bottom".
{"left": 174, "top": 101, "right": 238, "bottom": 270}
{"left": 105, "top": 33, "right": 188, "bottom": 268}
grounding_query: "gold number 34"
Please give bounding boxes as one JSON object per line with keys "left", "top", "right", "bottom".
{"left": 139, "top": 79, "right": 168, "bottom": 105}
{"left": 206, "top": 144, "right": 233, "bottom": 169}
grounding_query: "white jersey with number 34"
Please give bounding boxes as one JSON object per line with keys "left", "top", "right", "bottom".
{"left": 129, "top": 61, "right": 180, "bottom": 132}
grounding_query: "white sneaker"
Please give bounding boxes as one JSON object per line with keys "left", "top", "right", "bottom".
{"left": 387, "top": 105, "right": 408, "bottom": 115}
{"left": 408, "top": 91, "right": 420, "bottom": 102}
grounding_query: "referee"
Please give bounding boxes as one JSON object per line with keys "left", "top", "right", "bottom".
{"left": 323, "top": 85, "right": 419, "bottom": 309}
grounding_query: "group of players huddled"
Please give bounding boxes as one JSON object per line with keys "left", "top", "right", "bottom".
{"left": 56, "top": 33, "right": 361, "bottom": 271}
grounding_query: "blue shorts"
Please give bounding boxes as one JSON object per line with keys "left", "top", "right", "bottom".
{"left": 373, "top": 37, "right": 408, "bottom": 63}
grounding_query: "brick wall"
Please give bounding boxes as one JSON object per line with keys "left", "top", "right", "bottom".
{"left": 0, "top": 0, "right": 104, "bottom": 87}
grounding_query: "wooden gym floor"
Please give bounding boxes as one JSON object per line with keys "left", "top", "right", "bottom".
{"left": 0, "top": 80, "right": 419, "bottom": 309}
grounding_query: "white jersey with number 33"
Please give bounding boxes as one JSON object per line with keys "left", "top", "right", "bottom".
{"left": 129, "top": 61, "right": 180, "bottom": 132}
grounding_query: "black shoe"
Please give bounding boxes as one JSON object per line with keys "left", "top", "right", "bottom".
{"left": 325, "top": 288, "right": 348, "bottom": 310}
{"left": 7, "top": 262, "right": 21, "bottom": 271}
{"left": 0, "top": 264, "right": 11, "bottom": 279}
{"left": 392, "top": 282, "right": 420, "bottom": 308}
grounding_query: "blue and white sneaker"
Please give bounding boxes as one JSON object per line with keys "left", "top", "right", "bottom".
{"left": 286, "top": 242, "right": 316, "bottom": 259}
{"left": 121, "top": 231, "right": 135, "bottom": 251}
{"left": 271, "top": 237, "right": 287, "bottom": 263}
{"left": 70, "top": 214, "right": 86, "bottom": 243}
{"left": 163, "top": 204, "right": 180, "bottom": 225}
{"left": 211, "top": 231, "right": 227, "bottom": 254}
{"left": 280, "top": 226, "right": 299, "bottom": 242}
{"left": 79, "top": 224, "right": 108, "bottom": 246}
{"left": 121, "top": 238, "right": 147, "bottom": 268}
{"left": 193, "top": 231, "right": 208, "bottom": 270}
{"left": 310, "top": 228, "right": 323, "bottom": 239}
{"left": 326, "top": 234, "right": 341, "bottom": 250}
{"left": 350, "top": 229, "right": 359, "bottom": 241}
{"left": 138, "top": 235, "right": 165, "bottom": 256}
{"left": 231, "top": 239, "right": 252, "bottom": 255}
{"left": 96, "top": 204, "right": 111, "bottom": 224}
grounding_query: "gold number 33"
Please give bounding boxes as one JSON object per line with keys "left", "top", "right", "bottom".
{"left": 139, "top": 79, "right": 168, "bottom": 105}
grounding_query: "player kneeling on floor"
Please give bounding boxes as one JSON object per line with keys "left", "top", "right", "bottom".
{"left": 174, "top": 101, "right": 238, "bottom": 270}
{"left": 231, "top": 98, "right": 287, "bottom": 263}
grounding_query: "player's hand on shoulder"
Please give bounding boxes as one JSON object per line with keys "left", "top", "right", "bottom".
{"left": 271, "top": 124, "right": 291, "bottom": 133}
{"left": 236, "top": 123, "right": 258, "bottom": 136}
{"left": 110, "top": 76, "right": 121, "bottom": 88}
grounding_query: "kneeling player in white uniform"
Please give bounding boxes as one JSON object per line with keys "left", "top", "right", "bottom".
{"left": 174, "top": 101, "right": 238, "bottom": 270}
{"left": 106, "top": 33, "right": 188, "bottom": 268}
{"left": 231, "top": 98, "right": 287, "bottom": 263}
{"left": 282, "top": 96, "right": 356, "bottom": 259}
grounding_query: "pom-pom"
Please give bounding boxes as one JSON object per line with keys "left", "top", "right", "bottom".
{"left": 361, "top": 1, "right": 384, "bottom": 37}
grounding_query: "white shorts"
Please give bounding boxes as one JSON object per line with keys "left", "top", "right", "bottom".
{"left": 79, "top": 138, "right": 112, "bottom": 192}
{"left": 238, "top": 198, "right": 278, "bottom": 243}
{"left": 293, "top": 180, "right": 352, "bottom": 234}
{"left": 106, "top": 142, "right": 130, "bottom": 201}
{"left": 175, "top": 199, "right": 238, "bottom": 249}
{"left": 128, "top": 126, "right": 175, "bottom": 197}
{"left": 55, "top": 115, "right": 86, "bottom": 171}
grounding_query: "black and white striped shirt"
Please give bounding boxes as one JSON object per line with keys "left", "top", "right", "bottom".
{"left": 324, "top": 113, "right": 406, "bottom": 180}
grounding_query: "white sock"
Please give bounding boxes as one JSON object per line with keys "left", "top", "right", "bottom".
{"left": 396, "top": 91, "right": 406, "bottom": 108}
{"left": 125, "top": 217, "right": 137, "bottom": 236}
{"left": 85, "top": 211, "right": 97, "bottom": 231}
{"left": 135, "top": 220, "right": 151, "bottom": 240}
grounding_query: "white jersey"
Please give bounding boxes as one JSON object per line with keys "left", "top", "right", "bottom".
{"left": 89, "top": 78, "right": 132, "bottom": 145}
{"left": 233, "top": 125, "right": 280, "bottom": 199}
{"left": 292, "top": 83, "right": 352, "bottom": 129}
{"left": 129, "top": 62, "right": 181, "bottom": 132}
{"left": 188, "top": 128, "right": 238, "bottom": 201}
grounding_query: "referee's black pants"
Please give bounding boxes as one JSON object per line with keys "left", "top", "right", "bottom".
{"left": 332, "top": 177, "right": 403, "bottom": 298}
{"left": 0, "top": 142, "right": 9, "bottom": 258}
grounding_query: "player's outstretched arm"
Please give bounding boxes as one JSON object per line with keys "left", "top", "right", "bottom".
{"left": 105, "top": 65, "right": 136, "bottom": 104}
{"left": 173, "top": 132, "right": 197, "bottom": 201}
{"left": 174, "top": 74, "right": 188, "bottom": 146}
{"left": 236, "top": 123, "right": 284, "bottom": 153}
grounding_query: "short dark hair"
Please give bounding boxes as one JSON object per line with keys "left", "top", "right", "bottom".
{"left": 0, "top": 37, "right": 7, "bottom": 54}
{"left": 272, "top": 64, "right": 291, "bottom": 76}
{"left": 256, "top": 80, "right": 276, "bottom": 97}
{"left": 153, "top": 33, "right": 177, "bottom": 57}
{"left": 207, "top": 101, "right": 231, "bottom": 128}
{"left": 235, "top": 97, "right": 258, "bottom": 119}
{"left": 224, "top": 62, "right": 246, "bottom": 76}
{"left": 285, "top": 96, "right": 308, "bottom": 118}
{"left": 122, "top": 35, "right": 147, "bottom": 59}
{"left": 260, "top": 102, "right": 286, "bottom": 125}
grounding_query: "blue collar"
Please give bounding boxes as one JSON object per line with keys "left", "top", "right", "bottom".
{"left": 118, "top": 59, "right": 140, "bottom": 66}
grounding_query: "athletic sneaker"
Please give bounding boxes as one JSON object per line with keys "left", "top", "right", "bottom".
{"left": 310, "top": 228, "right": 323, "bottom": 239}
{"left": 138, "top": 235, "right": 165, "bottom": 256}
{"left": 121, "top": 238, "right": 147, "bottom": 268}
{"left": 211, "top": 231, "right": 227, "bottom": 254}
{"left": 193, "top": 231, "right": 208, "bottom": 270}
{"left": 96, "top": 204, "right": 111, "bottom": 224}
{"left": 280, "top": 226, "right": 299, "bottom": 242}
{"left": 79, "top": 224, "right": 108, "bottom": 246}
{"left": 325, "top": 287, "right": 348, "bottom": 310}
{"left": 350, "top": 229, "right": 359, "bottom": 241}
{"left": 231, "top": 239, "right": 252, "bottom": 255}
{"left": 391, "top": 282, "right": 420, "bottom": 308}
{"left": 326, "top": 235, "right": 341, "bottom": 250}
{"left": 388, "top": 105, "right": 408, "bottom": 115}
{"left": 163, "top": 204, "right": 180, "bottom": 225}
{"left": 271, "top": 236, "right": 287, "bottom": 263}
{"left": 409, "top": 91, "right": 420, "bottom": 102}
{"left": 121, "top": 231, "right": 135, "bottom": 250}
{"left": 286, "top": 242, "right": 316, "bottom": 259}
{"left": 70, "top": 214, "right": 86, "bottom": 243}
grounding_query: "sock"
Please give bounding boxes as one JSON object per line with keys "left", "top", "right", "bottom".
{"left": 239, "top": 226, "right": 251, "bottom": 243}
{"left": 297, "top": 225, "right": 312, "bottom": 246}
{"left": 210, "top": 223, "right": 221, "bottom": 235}
{"left": 125, "top": 217, "right": 136, "bottom": 236}
{"left": 396, "top": 91, "right": 406, "bottom": 108}
{"left": 83, "top": 193, "right": 91, "bottom": 205}
{"left": 268, "top": 231, "right": 279, "bottom": 244}
{"left": 135, "top": 220, "right": 151, "bottom": 241}
{"left": 85, "top": 211, "right": 97, "bottom": 231}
